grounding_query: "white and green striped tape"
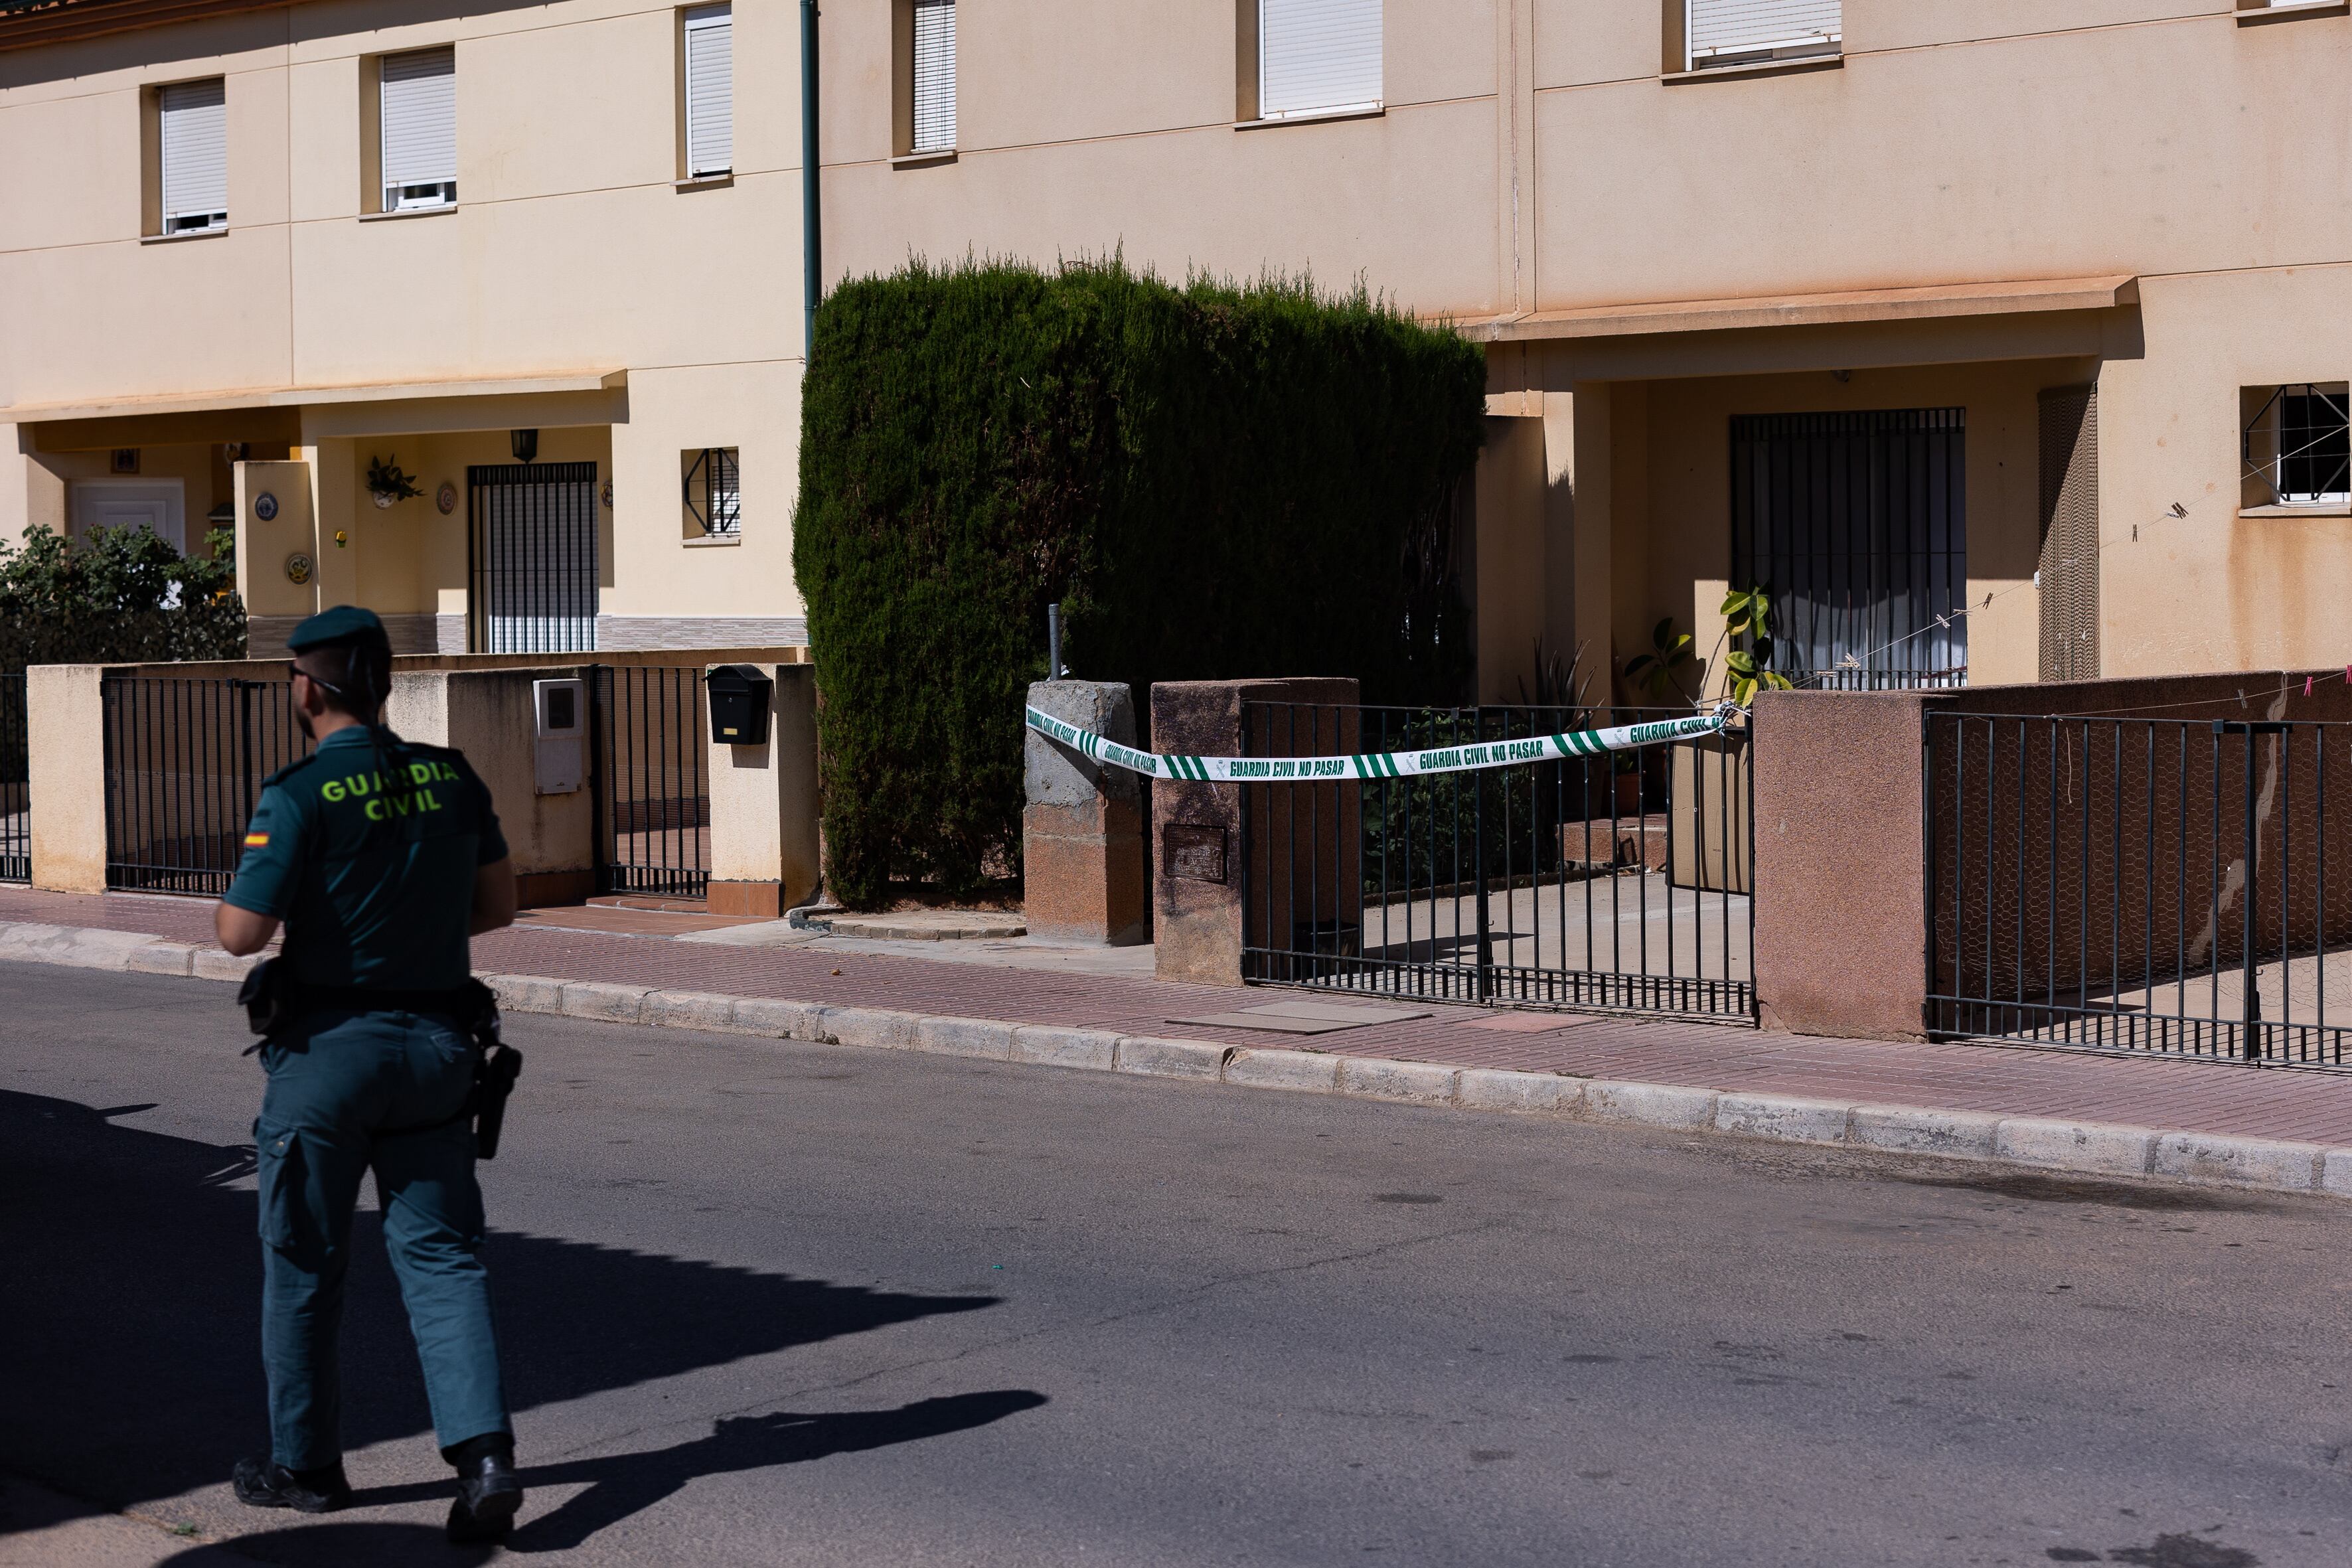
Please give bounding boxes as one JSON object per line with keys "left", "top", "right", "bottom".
{"left": 1025, "top": 705, "right": 1731, "bottom": 783}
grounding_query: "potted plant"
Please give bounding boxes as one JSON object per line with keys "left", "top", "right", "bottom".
{"left": 365, "top": 454, "right": 424, "bottom": 510}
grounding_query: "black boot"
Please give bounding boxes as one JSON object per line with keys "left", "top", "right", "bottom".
{"left": 232, "top": 1455, "right": 352, "bottom": 1514}
{"left": 444, "top": 1433, "right": 522, "bottom": 1543}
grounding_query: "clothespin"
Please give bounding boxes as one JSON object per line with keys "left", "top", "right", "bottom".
{"left": 2306, "top": 675, "right": 2315, "bottom": 698}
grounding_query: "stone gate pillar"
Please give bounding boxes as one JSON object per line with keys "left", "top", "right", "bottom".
{"left": 1150, "top": 677, "right": 1358, "bottom": 986}
{"left": 1023, "top": 680, "right": 1147, "bottom": 946}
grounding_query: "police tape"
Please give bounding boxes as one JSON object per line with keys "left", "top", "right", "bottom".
{"left": 1024, "top": 704, "right": 1734, "bottom": 783}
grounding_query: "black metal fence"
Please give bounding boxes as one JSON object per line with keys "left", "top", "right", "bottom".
{"left": 1928, "top": 712, "right": 2352, "bottom": 1067}
{"left": 102, "top": 676, "right": 310, "bottom": 895}
{"left": 591, "top": 665, "right": 710, "bottom": 899}
{"left": 1239, "top": 702, "right": 1754, "bottom": 1023}
{"left": 0, "top": 672, "right": 27, "bottom": 882}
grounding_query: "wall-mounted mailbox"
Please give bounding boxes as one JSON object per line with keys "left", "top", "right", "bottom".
{"left": 706, "top": 665, "right": 772, "bottom": 747}
{"left": 532, "top": 677, "right": 585, "bottom": 795}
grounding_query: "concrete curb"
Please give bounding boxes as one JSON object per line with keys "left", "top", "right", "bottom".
{"left": 3, "top": 918, "right": 2345, "bottom": 1203}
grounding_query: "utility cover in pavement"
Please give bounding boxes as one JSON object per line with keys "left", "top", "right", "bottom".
{"left": 1165, "top": 999, "right": 1429, "bottom": 1034}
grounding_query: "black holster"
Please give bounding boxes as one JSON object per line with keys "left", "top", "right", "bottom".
{"left": 239, "top": 965, "right": 524, "bottom": 1159}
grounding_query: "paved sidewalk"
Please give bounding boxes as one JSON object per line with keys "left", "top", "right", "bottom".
{"left": 9, "top": 884, "right": 2352, "bottom": 1148}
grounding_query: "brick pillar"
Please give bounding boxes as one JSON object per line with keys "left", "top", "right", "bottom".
{"left": 1022, "top": 681, "right": 1147, "bottom": 946}
{"left": 1151, "top": 677, "right": 1358, "bottom": 986}
{"left": 1751, "top": 688, "right": 1929, "bottom": 1040}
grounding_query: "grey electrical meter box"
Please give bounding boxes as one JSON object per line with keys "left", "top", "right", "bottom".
{"left": 532, "top": 677, "right": 586, "bottom": 795}
{"left": 706, "top": 665, "right": 772, "bottom": 746}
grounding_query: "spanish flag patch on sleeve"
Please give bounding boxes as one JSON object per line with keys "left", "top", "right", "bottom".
{"left": 243, "top": 833, "right": 269, "bottom": 848}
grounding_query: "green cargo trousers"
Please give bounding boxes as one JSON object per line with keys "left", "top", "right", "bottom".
{"left": 255, "top": 1007, "right": 511, "bottom": 1471}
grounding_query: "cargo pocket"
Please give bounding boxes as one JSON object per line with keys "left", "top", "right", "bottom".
{"left": 252, "top": 1119, "right": 322, "bottom": 1263}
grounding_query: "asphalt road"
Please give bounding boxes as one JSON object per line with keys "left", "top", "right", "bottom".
{"left": 3, "top": 963, "right": 2349, "bottom": 1568}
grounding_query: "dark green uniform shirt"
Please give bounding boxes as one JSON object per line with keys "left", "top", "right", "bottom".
{"left": 223, "top": 726, "right": 509, "bottom": 991}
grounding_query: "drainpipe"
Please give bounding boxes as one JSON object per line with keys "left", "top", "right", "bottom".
{"left": 800, "top": 0, "right": 821, "bottom": 359}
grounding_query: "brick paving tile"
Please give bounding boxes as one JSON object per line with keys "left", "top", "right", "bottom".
{"left": 7, "top": 886, "right": 2352, "bottom": 1145}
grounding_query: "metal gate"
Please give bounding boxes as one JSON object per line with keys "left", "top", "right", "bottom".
{"left": 1928, "top": 711, "right": 2352, "bottom": 1068}
{"left": 1239, "top": 701, "right": 1755, "bottom": 1022}
{"left": 469, "top": 462, "right": 599, "bottom": 654}
{"left": 591, "top": 665, "right": 710, "bottom": 899}
{"left": 0, "top": 672, "right": 27, "bottom": 882}
{"left": 101, "top": 675, "right": 309, "bottom": 895}
{"left": 1733, "top": 408, "right": 1968, "bottom": 689}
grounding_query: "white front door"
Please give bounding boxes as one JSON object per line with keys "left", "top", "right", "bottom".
{"left": 69, "top": 480, "right": 187, "bottom": 552}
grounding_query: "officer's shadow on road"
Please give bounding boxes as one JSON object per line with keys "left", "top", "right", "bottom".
{"left": 0, "top": 1089, "right": 1025, "bottom": 1544}
{"left": 349, "top": 1391, "right": 1052, "bottom": 1552}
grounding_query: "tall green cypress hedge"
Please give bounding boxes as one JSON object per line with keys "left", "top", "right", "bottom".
{"left": 795, "top": 258, "right": 1486, "bottom": 909}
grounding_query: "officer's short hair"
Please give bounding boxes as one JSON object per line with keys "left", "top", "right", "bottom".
{"left": 287, "top": 605, "right": 394, "bottom": 718}
{"left": 294, "top": 637, "right": 392, "bottom": 718}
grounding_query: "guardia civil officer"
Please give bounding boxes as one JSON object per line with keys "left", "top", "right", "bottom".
{"left": 212, "top": 605, "right": 526, "bottom": 1543}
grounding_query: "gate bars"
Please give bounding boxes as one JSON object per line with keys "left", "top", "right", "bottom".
{"left": 1239, "top": 702, "right": 1755, "bottom": 1023}
{"left": 0, "top": 672, "right": 26, "bottom": 882}
{"left": 1927, "top": 711, "right": 2352, "bottom": 1067}
{"left": 469, "top": 462, "right": 600, "bottom": 655}
{"left": 102, "top": 675, "right": 309, "bottom": 896}
{"left": 591, "top": 664, "right": 710, "bottom": 898}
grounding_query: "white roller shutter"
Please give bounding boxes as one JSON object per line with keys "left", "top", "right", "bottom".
{"left": 1687, "top": 0, "right": 1841, "bottom": 66}
{"left": 684, "top": 4, "right": 733, "bottom": 177}
{"left": 1259, "top": 0, "right": 1381, "bottom": 120}
{"left": 157, "top": 78, "right": 227, "bottom": 232}
{"left": 380, "top": 45, "right": 457, "bottom": 210}
{"left": 911, "top": 0, "right": 955, "bottom": 153}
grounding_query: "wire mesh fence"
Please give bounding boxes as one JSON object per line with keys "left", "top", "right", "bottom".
{"left": 1239, "top": 702, "right": 1754, "bottom": 1023}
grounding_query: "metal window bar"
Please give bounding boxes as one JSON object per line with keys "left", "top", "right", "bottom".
{"left": 683, "top": 447, "right": 741, "bottom": 537}
{"left": 0, "top": 672, "right": 27, "bottom": 882}
{"left": 591, "top": 665, "right": 711, "bottom": 898}
{"left": 1732, "top": 408, "right": 1968, "bottom": 691}
{"left": 1239, "top": 700, "right": 1755, "bottom": 1024}
{"left": 100, "top": 676, "right": 311, "bottom": 897}
{"left": 1926, "top": 710, "right": 2352, "bottom": 1068}
{"left": 468, "top": 462, "right": 599, "bottom": 654}
{"left": 2242, "top": 384, "right": 2351, "bottom": 507}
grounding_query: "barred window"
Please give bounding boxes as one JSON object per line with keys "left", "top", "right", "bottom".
{"left": 2242, "top": 384, "right": 2351, "bottom": 508}
{"left": 682, "top": 447, "right": 741, "bottom": 539}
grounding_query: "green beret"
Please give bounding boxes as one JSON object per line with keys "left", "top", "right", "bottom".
{"left": 286, "top": 605, "right": 390, "bottom": 653}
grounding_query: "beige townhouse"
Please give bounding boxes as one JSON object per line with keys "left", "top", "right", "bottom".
{"left": 0, "top": 0, "right": 809, "bottom": 653}
{"left": 819, "top": 0, "right": 2352, "bottom": 700}
{"left": 3, "top": 0, "right": 2348, "bottom": 696}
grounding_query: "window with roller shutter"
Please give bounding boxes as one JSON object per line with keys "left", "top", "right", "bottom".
{"left": 911, "top": 0, "right": 955, "bottom": 153}
{"left": 157, "top": 78, "right": 227, "bottom": 234}
{"left": 1686, "top": 0, "right": 1840, "bottom": 70}
{"left": 380, "top": 46, "right": 456, "bottom": 212}
{"left": 683, "top": 5, "right": 733, "bottom": 178}
{"left": 1259, "top": 0, "right": 1381, "bottom": 119}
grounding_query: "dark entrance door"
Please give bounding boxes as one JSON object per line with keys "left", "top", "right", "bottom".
{"left": 467, "top": 461, "right": 599, "bottom": 654}
{"left": 1731, "top": 408, "right": 1967, "bottom": 690}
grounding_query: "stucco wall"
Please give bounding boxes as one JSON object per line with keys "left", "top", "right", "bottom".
{"left": 0, "top": 0, "right": 807, "bottom": 628}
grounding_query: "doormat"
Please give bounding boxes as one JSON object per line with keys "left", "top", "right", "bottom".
{"left": 1166, "top": 998, "right": 1429, "bottom": 1035}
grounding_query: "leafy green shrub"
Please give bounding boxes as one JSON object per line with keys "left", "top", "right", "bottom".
{"left": 795, "top": 257, "right": 1486, "bottom": 908}
{"left": 0, "top": 524, "right": 247, "bottom": 675}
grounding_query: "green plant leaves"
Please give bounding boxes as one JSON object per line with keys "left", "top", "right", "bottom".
{"left": 0, "top": 524, "right": 246, "bottom": 675}
{"left": 794, "top": 257, "right": 1487, "bottom": 909}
